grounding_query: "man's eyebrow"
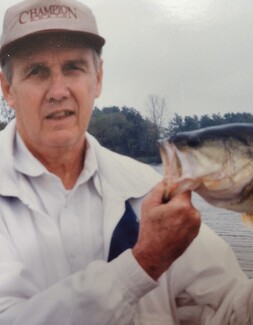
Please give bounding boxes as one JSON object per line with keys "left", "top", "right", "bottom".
{"left": 63, "top": 58, "right": 90, "bottom": 67}
{"left": 21, "top": 58, "right": 90, "bottom": 75}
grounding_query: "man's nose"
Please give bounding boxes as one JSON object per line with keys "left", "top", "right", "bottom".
{"left": 46, "top": 72, "right": 70, "bottom": 102}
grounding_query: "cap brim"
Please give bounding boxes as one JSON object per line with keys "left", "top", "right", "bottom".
{"left": 0, "top": 29, "right": 105, "bottom": 58}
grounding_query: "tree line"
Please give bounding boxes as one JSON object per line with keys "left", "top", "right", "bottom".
{"left": 168, "top": 112, "right": 253, "bottom": 135}
{"left": 88, "top": 106, "right": 160, "bottom": 163}
{"left": 89, "top": 108, "right": 253, "bottom": 163}
{"left": 0, "top": 97, "right": 252, "bottom": 164}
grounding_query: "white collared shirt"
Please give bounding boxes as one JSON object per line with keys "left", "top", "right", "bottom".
{"left": 13, "top": 133, "right": 105, "bottom": 272}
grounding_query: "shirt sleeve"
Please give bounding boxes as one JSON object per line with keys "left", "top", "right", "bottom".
{"left": 0, "top": 233, "right": 157, "bottom": 325}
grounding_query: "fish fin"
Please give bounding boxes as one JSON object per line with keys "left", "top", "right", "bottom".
{"left": 241, "top": 213, "right": 253, "bottom": 228}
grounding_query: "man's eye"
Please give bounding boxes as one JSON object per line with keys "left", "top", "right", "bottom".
{"left": 64, "top": 64, "right": 83, "bottom": 73}
{"left": 28, "top": 65, "right": 48, "bottom": 76}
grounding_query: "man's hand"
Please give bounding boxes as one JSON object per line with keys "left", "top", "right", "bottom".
{"left": 132, "top": 181, "right": 201, "bottom": 280}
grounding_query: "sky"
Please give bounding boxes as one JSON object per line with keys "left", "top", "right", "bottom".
{"left": 1, "top": 0, "right": 253, "bottom": 119}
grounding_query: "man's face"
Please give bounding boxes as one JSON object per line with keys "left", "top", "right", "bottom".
{"left": 1, "top": 43, "right": 102, "bottom": 155}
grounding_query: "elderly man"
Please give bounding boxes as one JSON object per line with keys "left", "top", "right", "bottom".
{"left": 0, "top": 0, "right": 252, "bottom": 324}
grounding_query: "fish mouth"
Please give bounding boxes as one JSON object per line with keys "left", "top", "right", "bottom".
{"left": 160, "top": 142, "right": 182, "bottom": 191}
{"left": 160, "top": 141, "right": 184, "bottom": 179}
{"left": 160, "top": 141, "right": 202, "bottom": 195}
{"left": 45, "top": 110, "right": 75, "bottom": 120}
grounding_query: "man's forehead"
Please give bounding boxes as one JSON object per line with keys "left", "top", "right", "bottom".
{"left": 14, "top": 46, "right": 93, "bottom": 67}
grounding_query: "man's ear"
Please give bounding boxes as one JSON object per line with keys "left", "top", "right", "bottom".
{"left": 0, "top": 72, "right": 15, "bottom": 108}
{"left": 95, "top": 59, "right": 103, "bottom": 99}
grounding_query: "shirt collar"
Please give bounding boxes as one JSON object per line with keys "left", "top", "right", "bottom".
{"left": 13, "top": 132, "right": 46, "bottom": 177}
{"left": 13, "top": 131, "right": 101, "bottom": 193}
{"left": 75, "top": 137, "right": 100, "bottom": 189}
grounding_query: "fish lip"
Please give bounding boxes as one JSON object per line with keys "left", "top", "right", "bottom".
{"left": 160, "top": 141, "right": 183, "bottom": 179}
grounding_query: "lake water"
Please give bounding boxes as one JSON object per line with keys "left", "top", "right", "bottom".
{"left": 152, "top": 165, "right": 253, "bottom": 279}
{"left": 193, "top": 194, "right": 253, "bottom": 279}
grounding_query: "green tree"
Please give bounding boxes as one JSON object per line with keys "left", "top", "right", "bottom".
{"left": 199, "top": 114, "right": 215, "bottom": 128}
{"left": 183, "top": 115, "right": 199, "bottom": 131}
{"left": 0, "top": 121, "right": 7, "bottom": 131}
{"left": 146, "top": 95, "right": 169, "bottom": 137}
{"left": 211, "top": 113, "right": 224, "bottom": 125}
{"left": 88, "top": 106, "right": 161, "bottom": 163}
{"left": 0, "top": 96, "right": 15, "bottom": 124}
{"left": 167, "top": 113, "right": 184, "bottom": 135}
{"left": 167, "top": 111, "right": 253, "bottom": 135}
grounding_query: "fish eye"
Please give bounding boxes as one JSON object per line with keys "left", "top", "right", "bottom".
{"left": 187, "top": 136, "right": 201, "bottom": 148}
{"left": 170, "top": 134, "right": 188, "bottom": 148}
{"left": 171, "top": 133, "right": 201, "bottom": 148}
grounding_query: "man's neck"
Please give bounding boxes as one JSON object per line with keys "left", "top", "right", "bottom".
{"left": 27, "top": 142, "right": 85, "bottom": 190}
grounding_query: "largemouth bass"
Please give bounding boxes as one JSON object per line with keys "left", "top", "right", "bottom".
{"left": 159, "top": 123, "right": 253, "bottom": 226}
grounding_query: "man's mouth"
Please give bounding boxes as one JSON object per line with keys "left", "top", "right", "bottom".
{"left": 46, "top": 110, "right": 75, "bottom": 120}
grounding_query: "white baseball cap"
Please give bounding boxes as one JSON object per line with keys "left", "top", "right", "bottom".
{"left": 0, "top": 0, "right": 105, "bottom": 57}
